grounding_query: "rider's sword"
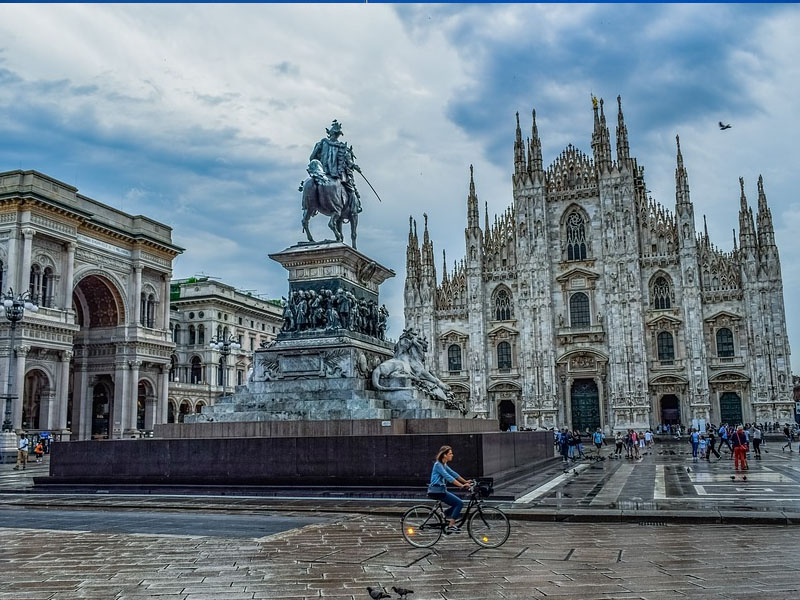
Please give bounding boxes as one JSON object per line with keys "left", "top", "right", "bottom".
{"left": 356, "top": 169, "right": 382, "bottom": 203}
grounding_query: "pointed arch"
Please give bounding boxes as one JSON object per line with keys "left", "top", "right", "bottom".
{"left": 649, "top": 271, "right": 674, "bottom": 310}
{"left": 560, "top": 203, "right": 591, "bottom": 261}
{"left": 491, "top": 284, "right": 514, "bottom": 321}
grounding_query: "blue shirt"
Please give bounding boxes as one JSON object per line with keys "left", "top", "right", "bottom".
{"left": 428, "top": 461, "right": 460, "bottom": 493}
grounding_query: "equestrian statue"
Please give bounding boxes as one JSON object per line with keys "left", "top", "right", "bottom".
{"left": 299, "top": 119, "right": 381, "bottom": 250}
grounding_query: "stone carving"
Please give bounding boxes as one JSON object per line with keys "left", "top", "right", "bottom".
{"left": 280, "top": 286, "right": 387, "bottom": 340}
{"left": 371, "top": 328, "right": 467, "bottom": 414}
{"left": 300, "top": 120, "right": 363, "bottom": 248}
{"left": 323, "top": 349, "right": 349, "bottom": 377}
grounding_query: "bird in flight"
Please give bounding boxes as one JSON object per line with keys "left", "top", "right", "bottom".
{"left": 719, "top": 121, "right": 732, "bottom": 130}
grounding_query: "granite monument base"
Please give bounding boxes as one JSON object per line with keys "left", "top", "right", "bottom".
{"left": 36, "top": 430, "right": 553, "bottom": 489}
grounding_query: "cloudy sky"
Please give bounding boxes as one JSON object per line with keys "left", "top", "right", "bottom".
{"left": 1, "top": 3, "right": 799, "bottom": 364}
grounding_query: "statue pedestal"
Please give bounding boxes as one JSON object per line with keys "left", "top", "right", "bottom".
{"left": 0, "top": 431, "right": 18, "bottom": 464}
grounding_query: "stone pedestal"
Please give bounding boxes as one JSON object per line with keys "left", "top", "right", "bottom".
{"left": 0, "top": 431, "right": 18, "bottom": 464}
{"left": 186, "top": 241, "right": 466, "bottom": 425}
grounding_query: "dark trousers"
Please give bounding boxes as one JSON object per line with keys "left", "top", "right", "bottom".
{"left": 753, "top": 438, "right": 762, "bottom": 457}
{"left": 706, "top": 442, "right": 721, "bottom": 460}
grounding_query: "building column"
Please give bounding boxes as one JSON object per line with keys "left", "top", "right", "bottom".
{"left": 19, "top": 228, "right": 35, "bottom": 294}
{"left": 38, "top": 387, "right": 56, "bottom": 430}
{"left": 57, "top": 351, "right": 72, "bottom": 440}
{"left": 112, "top": 360, "right": 128, "bottom": 439}
{"left": 12, "top": 345, "right": 29, "bottom": 431}
{"left": 82, "top": 375, "right": 98, "bottom": 441}
{"left": 127, "top": 360, "right": 141, "bottom": 435}
{"left": 71, "top": 358, "right": 86, "bottom": 440}
{"left": 158, "top": 364, "right": 169, "bottom": 424}
{"left": 62, "top": 242, "right": 76, "bottom": 310}
{"left": 132, "top": 264, "right": 143, "bottom": 326}
{"left": 162, "top": 274, "right": 171, "bottom": 330}
{"left": 144, "top": 394, "right": 157, "bottom": 431}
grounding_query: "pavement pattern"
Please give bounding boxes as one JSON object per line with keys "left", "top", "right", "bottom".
{"left": 1, "top": 511, "right": 799, "bottom": 599}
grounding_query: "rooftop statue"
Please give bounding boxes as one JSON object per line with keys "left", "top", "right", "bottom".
{"left": 299, "top": 120, "right": 380, "bottom": 250}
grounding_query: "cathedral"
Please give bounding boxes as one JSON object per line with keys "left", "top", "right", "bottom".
{"left": 404, "top": 97, "right": 793, "bottom": 433}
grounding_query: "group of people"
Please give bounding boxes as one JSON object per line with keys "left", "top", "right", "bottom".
{"left": 12, "top": 432, "right": 48, "bottom": 471}
{"left": 612, "top": 429, "right": 655, "bottom": 459}
{"left": 280, "top": 287, "right": 388, "bottom": 340}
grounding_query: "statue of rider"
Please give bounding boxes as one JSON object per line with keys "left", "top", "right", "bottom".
{"left": 309, "top": 120, "right": 362, "bottom": 215}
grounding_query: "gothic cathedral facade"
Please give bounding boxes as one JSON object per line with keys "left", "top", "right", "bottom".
{"left": 404, "top": 98, "right": 793, "bottom": 433}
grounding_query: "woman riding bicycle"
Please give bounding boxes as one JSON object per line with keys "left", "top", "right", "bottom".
{"left": 427, "top": 445, "right": 472, "bottom": 533}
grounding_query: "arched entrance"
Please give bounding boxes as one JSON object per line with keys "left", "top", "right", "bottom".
{"left": 136, "top": 382, "right": 148, "bottom": 430}
{"left": 498, "top": 400, "right": 516, "bottom": 431}
{"left": 167, "top": 401, "right": 176, "bottom": 424}
{"left": 660, "top": 394, "right": 680, "bottom": 425}
{"left": 91, "top": 383, "right": 112, "bottom": 439}
{"left": 570, "top": 379, "right": 600, "bottom": 432}
{"left": 178, "top": 400, "right": 191, "bottom": 423}
{"left": 22, "top": 369, "right": 50, "bottom": 430}
{"left": 719, "top": 392, "right": 743, "bottom": 426}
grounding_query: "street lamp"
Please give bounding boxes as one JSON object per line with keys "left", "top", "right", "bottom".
{"left": 209, "top": 334, "right": 241, "bottom": 393}
{"left": 1, "top": 289, "right": 39, "bottom": 431}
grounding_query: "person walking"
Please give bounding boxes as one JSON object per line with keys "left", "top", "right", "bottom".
{"left": 592, "top": 427, "right": 605, "bottom": 457}
{"left": 614, "top": 431, "right": 623, "bottom": 458}
{"left": 690, "top": 428, "right": 700, "bottom": 462}
{"left": 427, "top": 445, "right": 472, "bottom": 534}
{"left": 731, "top": 425, "right": 749, "bottom": 471}
{"left": 719, "top": 424, "right": 732, "bottom": 456}
{"left": 782, "top": 424, "right": 793, "bottom": 452}
{"left": 33, "top": 441, "right": 44, "bottom": 463}
{"left": 706, "top": 429, "right": 721, "bottom": 461}
{"left": 752, "top": 424, "right": 762, "bottom": 459}
{"left": 13, "top": 433, "right": 29, "bottom": 471}
{"left": 644, "top": 429, "right": 654, "bottom": 454}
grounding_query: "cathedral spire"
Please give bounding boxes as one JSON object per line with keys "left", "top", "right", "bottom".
{"left": 675, "top": 135, "right": 691, "bottom": 207}
{"left": 703, "top": 215, "right": 710, "bottom": 247}
{"left": 466, "top": 164, "right": 479, "bottom": 231}
{"left": 756, "top": 174, "right": 775, "bottom": 247}
{"left": 514, "top": 112, "right": 526, "bottom": 175}
{"left": 441, "top": 249, "right": 449, "bottom": 283}
{"left": 421, "top": 213, "right": 436, "bottom": 282}
{"left": 484, "top": 201, "right": 490, "bottom": 236}
{"left": 738, "top": 177, "right": 757, "bottom": 250}
{"left": 616, "top": 95, "right": 630, "bottom": 163}
{"left": 528, "top": 108, "right": 543, "bottom": 174}
{"left": 732, "top": 228, "right": 738, "bottom": 252}
{"left": 591, "top": 96, "right": 612, "bottom": 170}
{"left": 405, "top": 216, "right": 420, "bottom": 283}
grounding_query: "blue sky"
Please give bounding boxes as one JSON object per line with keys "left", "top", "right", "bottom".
{"left": 1, "top": 3, "right": 799, "bottom": 367}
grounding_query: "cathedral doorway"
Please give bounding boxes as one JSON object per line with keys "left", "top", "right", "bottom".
{"left": 498, "top": 400, "right": 516, "bottom": 431}
{"left": 22, "top": 369, "right": 49, "bottom": 430}
{"left": 660, "top": 395, "right": 680, "bottom": 425}
{"left": 91, "top": 383, "right": 112, "bottom": 439}
{"left": 570, "top": 379, "right": 600, "bottom": 432}
{"left": 719, "top": 392, "right": 743, "bottom": 426}
{"left": 136, "top": 382, "right": 149, "bottom": 430}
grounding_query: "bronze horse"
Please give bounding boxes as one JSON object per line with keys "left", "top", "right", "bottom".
{"left": 300, "top": 160, "right": 358, "bottom": 248}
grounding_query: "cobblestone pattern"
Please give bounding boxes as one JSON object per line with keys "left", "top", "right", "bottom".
{"left": 1, "top": 513, "right": 798, "bottom": 599}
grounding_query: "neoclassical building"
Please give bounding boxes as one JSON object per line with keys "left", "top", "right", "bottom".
{"left": 405, "top": 98, "right": 794, "bottom": 432}
{"left": 168, "top": 277, "right": 282, "bottom": 422}
{"left": 0, "top": 170, "right": 182, "bottom": 439}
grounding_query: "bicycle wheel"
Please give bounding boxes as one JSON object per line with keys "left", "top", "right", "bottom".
{"left": 467, "top": 506, "right": 510, "bottom": 548}
{"left": 401, "top": 505, "right": 443, "bottom": 548}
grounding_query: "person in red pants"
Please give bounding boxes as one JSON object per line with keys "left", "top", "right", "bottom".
{"left": 731, "top": 425, "right": 749, "bottom": 471}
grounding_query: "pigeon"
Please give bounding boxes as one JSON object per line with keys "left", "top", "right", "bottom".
{"left": 742, "top": 475, "right": 747, "bottom": 481}
{"left": 392, "top": 586, "right": 415, "bottom": 599}
{"left": 686, "top": 467, "right": 691, "bottom": 473}
{"left": 367, "top": 587, "right": 391, "bottom": 600}
{"left": 730, "top": 475, "right": 736, "bottom": 480}
{"left": 719, "top": 121, "right": 732, "bottom": 130}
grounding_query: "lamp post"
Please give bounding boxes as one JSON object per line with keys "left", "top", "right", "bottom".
{"left": 1, "top": 289, "right": 39, "bottom": 431}
{"left": 209, "top": 334, "right": 240, "bottom": 394}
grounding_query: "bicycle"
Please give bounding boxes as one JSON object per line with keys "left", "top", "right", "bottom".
{"left": 400, "top": 477, "right": 510, "bottom": 549}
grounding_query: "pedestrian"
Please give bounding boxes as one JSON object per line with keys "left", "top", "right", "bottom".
{"left": 782, "top": 424, "right": 793, "bottom": 452}
{"left": 645, "top": 429, "right": 654, "bottom": 454}
{"left": 690, "top": 428, "right": 700, "bottom": 462}
{"left": 752, "top": 424, "right": 762, "bottom": 459}
{"left": 698, "top": 434, "right": 707, "bottom": 459}
{"left": 33, "top": 441, "right": 44, "bottom": 463}
{"left": 706, "top": 430, "right": 721, "bottom": 461}
{"left": 592, "top": 427, "right": 604, "bottom": 457}
{"left": 573, "top": 430, "right": 586, "bottom": 459}
{"left": 559, "top": 428, "right": 570, "bottom": 463}
{"left": 13, "top": 433, "right": 29, "bottom": 471}
{"left": 624, "top": 429, "right": 634, "bottom": 459}
{"left": 731, "top": 425, "right": 749, "bottom": 471}
{"left": 719, "top": 424, "right": 732, "bottom": 455}
{"left": 614, "top": 431, "right": 623, "bottom": 458}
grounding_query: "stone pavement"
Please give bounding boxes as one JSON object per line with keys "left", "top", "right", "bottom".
{"left": 1, "top": 510, "right": 799, "bottom": 599}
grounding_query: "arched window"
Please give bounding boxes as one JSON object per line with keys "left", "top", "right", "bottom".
{"left": 170, "top": 354, "right": 178, "bottom": 382}
{"left": 566, "top": 212, "right": 587, "bottom": 261}
{"left": 653, "top": 276, "right": 672, "bottom": 310}
{"left": 188, "top": 325, "right": 196, "bottom": 346}
{"left": 657, "top": 331, "right": 675, "bottom": 362}
{"left": 218, "top": 357, "right": 225, "bottom": 386}
{"left": 29, "top": 264, "right": 42, "bottom": 302}
{"left": 146, "top": 294, "right": 156, "bottom": 328}
{"left": 497, "top": 341, "right": 512, "bottom": 370}
{"left": 716, "top": 328, "right": 734, "bottom": 357}
{"left": 190, "top": 356, "right": 203, "bottom": 384}
{"left": 448, "top": 344, "right": 462, "bottom": 372}
{"left": 40, "top": 267, "right": 54, "bottom": 307}
{"left": 173, "top": 324, "right": 180, "bottom": 344}
{"left": 494, "top": 289, "right": 513, "bottom": 320}
{"left": 0, "top": 260, "right": 3, "bottom": 292}
{"left": 217, "top": 325, "right": 223, "bottom": 339}
{"left": 198, "top": 324, "right": 205, "bottom": 346}
{"left": 195, "top": 401, "right": 205, "bottom": 414}
{"left": 140, "top": 292, "right": 147, "bottom": 326}
{"left": 569, "top": 292, "right": 590, "bottom": 327}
